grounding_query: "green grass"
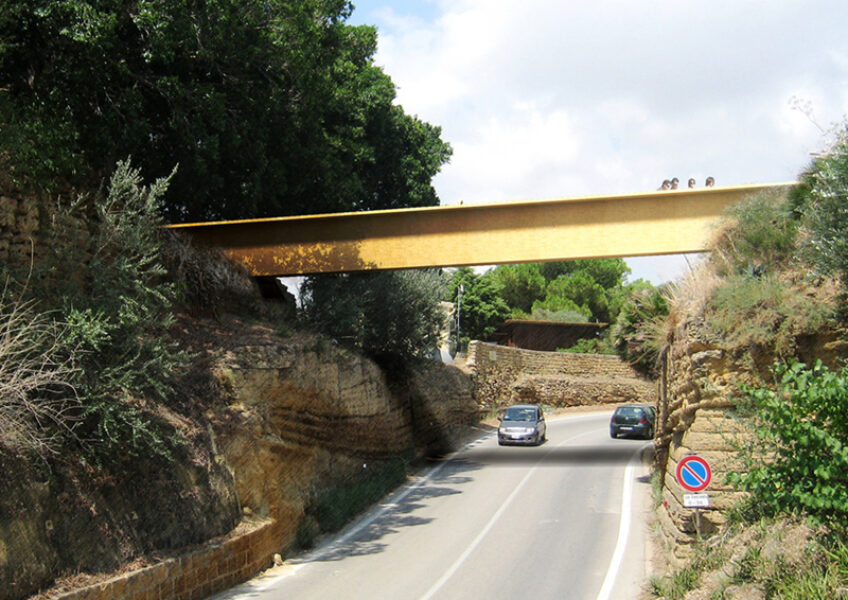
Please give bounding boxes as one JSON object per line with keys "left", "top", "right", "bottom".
{"left": 650, "top": 518, "right": 848, "bottom": 599}
{"left": 313, "top": 457, "right": 410, "bottom": 535}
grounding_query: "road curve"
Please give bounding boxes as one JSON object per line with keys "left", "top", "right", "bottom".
{"left": 212, "top": 412, "right": 652, "bottom": 600}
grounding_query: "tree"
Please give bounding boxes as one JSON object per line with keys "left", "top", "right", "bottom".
{"left": 489, "top": 263, "right": 546, "bottom": 315}
{"left": 542, "top": 271, "right": 609, "bottom": 322}
{"left": 539, "top": 259, "right": 630, "bottom": 289}
{"left": 0, "top": 0, "right": 451, "bottom": 222}
{"left": 448, "top": 268, "right": 510, "bottom": 349}
{"left": 489, "top": 258, "right": 631, "bottom": 324}
{"left": 300, "top": 269, "right": 448, "bottom": 361}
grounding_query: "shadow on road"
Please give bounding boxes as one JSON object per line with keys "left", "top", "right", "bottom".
{"left": 299, "top": 459, "right": 485, "bottom": 564}
{"left": 458, "top": 443, "right": 648, "bottom": 467}
{"left": 291, "top": 441, "right": 648, "bottom": 567}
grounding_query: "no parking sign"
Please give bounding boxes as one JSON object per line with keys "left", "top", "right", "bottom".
{"left": 676, "top": 455, "right": 712, "bottom": 492}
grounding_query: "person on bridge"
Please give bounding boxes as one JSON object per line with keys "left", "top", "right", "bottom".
{"left": 705, "top": 176, "right": 715, "bottom": 187}
{"left": 670, "top": 177, "right": 679, "bottom": 189}
{"left": 658, "top": 179, "right": 671, "bottom": 190}
{"left": 688, "top": 178, "right": 696, "bottom": 188}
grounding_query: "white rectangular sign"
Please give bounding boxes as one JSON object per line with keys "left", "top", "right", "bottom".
{"left": 683, "top": 493, "right": 710, "bottom": 508}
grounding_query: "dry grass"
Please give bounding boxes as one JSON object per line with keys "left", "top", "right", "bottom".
{"left": 159, "top": 230, "right": 260, "bottom": 314}
{"left": 0, "top": 281, "right": 79, "bottom": 455}
{"left": 648, "top": 516, "right": 834, "bottom": 600}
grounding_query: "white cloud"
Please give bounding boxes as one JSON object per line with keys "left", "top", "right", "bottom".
{"left": 351, "top": 0, "right": 848, "bottom": 282}
{"left": 437, "top": 103, "right": 581, "bottom": 204}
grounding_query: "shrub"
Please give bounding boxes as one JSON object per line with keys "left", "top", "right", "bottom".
{"left": 3, "top": 160, "right": 188, "bottom": 461}
{"left": 558, "top": 335, "right": 615, "bottom": 355}
{"left": 301, "top": 269, "right": 449, "bottom": 361}
{"left": 791, "top": 125, "right": 848, "bottom": 288}
{"left": 710, "top": 188, "right": 799, "bottom": 278}
{"left": 731, "top": 360, "right": 848, "bottom": 525}
{"left": 612, "top": 284, "right": 669, "bottom": 377}
{"left": 705, "top": 274, "right": 836, "bottom": 360}
{"left": 66, "top": 162, "right": 187, "bottom": 459}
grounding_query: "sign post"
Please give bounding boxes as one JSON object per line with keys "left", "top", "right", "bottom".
{"left": 676, "top": 455, "right": 712, "bottom": 538}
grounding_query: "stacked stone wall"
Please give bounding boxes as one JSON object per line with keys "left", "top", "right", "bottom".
{"left": 0, "top": 187, "right": 91, "bottom": 270}
{"left": 50, "top": 518, "right": 282, "bottom": 600}
{"left": 466, "top": 341, "right": 656, "bottom": 410}
{"left": 654, "top": 330, "right": 848, "bottom": 564}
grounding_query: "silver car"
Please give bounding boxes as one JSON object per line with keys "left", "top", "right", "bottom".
{"left": 498, "top": 404, "right": 547, "bottom": 446}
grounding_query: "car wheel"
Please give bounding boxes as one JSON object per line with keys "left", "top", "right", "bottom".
{"left": 645, "top": 427, "right": 654, "bottom": 440}
{"left": 610, "top": 428, "right": 617, "bottom": 439}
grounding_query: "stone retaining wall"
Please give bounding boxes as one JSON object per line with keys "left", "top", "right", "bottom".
{"left": 0, "top": 187, "right": 92, "bottom": 271}
{"left": 654, "top": 327, "right": 848, "bottom": 564}
{"left": 466, "top": 341, "right": 656, "bottom": 409}
{"left": 51, "top": 518, "right": 282, "bottom": 600}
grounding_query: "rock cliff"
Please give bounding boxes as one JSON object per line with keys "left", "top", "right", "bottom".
{"left": 653, "top": 312, "right": 848, "bottom": 564}
{"left": 466, "top": 340, "right": 656, "bottom": 410}
{"left": 1, "top": 311, "right": 477, "bottom": 600}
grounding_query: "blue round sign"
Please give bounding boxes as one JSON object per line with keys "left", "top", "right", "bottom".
{"left": 676, "top": 455, "right": 712, "bottom": 492}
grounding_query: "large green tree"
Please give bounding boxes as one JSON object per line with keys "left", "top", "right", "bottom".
{"left": 300, "top": 269, "right": 448, "bottom": 361}
{"left": 488, "top": 263, "right": 545, "bottom": 314}
{"left": 488, "top": 258, "right": 632, "bottom": 323}
{"left": 447, "top": 268, "right": 510, "bottom": 349}
{"left": 0, "top": 0, "right": 451, "bottom": 221}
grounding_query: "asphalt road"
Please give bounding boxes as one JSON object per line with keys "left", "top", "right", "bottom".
{"left": 212, "top": 411, "right": 653, "bottom": 600}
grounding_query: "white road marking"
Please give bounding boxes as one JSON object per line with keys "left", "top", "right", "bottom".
{"left": 212, "top": 412, "right": 619, "bottom": 599}
{"left": 420, "top": 424, "right": 604, "bottom": 600}
{"left": 596, "top": 446, "right": 644, "bottom": 600}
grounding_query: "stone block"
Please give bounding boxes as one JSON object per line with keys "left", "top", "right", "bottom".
{"left": 157, "top": 578, "right": 175, "bottom": 600}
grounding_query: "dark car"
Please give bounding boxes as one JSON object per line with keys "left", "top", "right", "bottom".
{"left": 498, "top": 404, "right": 547, "bottom": 446}
{"left": 610, "top": 405, "right": 656, "bottom": 440}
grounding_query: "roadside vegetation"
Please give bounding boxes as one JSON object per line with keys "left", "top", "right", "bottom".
{"left": 0, "top": 161, "right": 185, "bottom": 461}
{"left": 643, "top": 124, "right": 848, "bottom": 598}
{"left": 0, "top": 3, "right": 453, "bottom": 596}
{"left": 0, "top": 0, "right": 457, "bottom": 457}
{"left": 444, "top": 259, "right": 661, "bottom": 354}
{"left": 296, "top": 457, "right": 410, "bottom": 549}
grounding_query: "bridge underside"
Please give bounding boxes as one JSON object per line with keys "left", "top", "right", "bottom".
{"left": 168, "top": 183, "right": 793, "bottom": 276}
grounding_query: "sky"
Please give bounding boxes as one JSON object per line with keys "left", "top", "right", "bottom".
{"left": 346, "top": 0, "right": 848, "bottom": 284}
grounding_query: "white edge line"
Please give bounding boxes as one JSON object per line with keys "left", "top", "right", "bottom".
{"left": 595, "top": 446, "right": 644, "bottom": 600}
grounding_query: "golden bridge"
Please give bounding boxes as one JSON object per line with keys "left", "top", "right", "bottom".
{"left": 167, "top": 183, "right": 793, "bottom": 277}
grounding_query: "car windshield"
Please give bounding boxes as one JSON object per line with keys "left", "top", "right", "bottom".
{"left": 503, "top": 407, "right": 537, "bottom": 422}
